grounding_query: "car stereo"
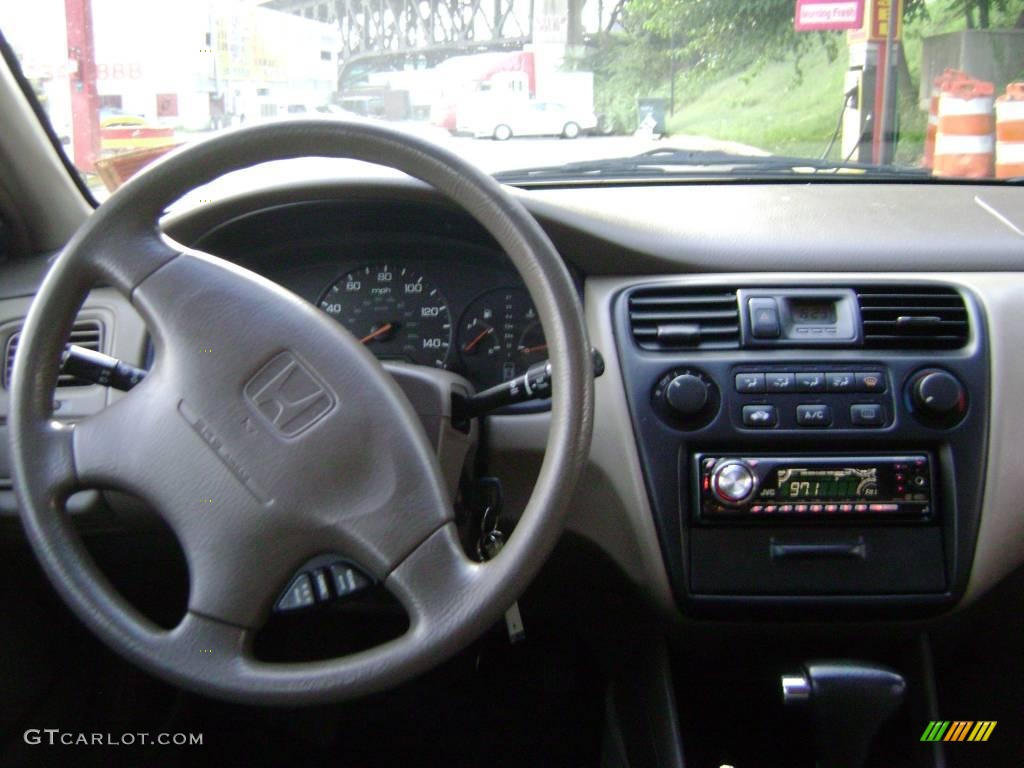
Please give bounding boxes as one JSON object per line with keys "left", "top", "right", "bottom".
{"left": 695, "top": 453, "right": 933, "bottom": 520}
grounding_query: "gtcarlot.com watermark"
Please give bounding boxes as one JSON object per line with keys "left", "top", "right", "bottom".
{"left": 24, "top": 729, "right": 203, "bottom": 747}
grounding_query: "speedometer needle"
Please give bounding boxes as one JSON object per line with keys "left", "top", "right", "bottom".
{"left": 360, "top": 323, "right": 393, "bottom": 344}
{"left": 462, "top": 326, "right": 493, "bottom": 352}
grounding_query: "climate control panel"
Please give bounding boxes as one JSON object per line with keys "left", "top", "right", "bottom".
{"left": 649, "top": 363, "right": 969, "bottom": 433}
{"left": 729, "top": 364, "right": 894, "bottom": 431}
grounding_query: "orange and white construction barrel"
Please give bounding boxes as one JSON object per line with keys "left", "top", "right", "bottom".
{"left": 995, "top": 83, "right": 1024, "bottom": 179}
{"left": 934, "top": 79, "right": 995, "bottom": 179}
{"left": 924, "top": 69, "right": 967, "bottom": 170}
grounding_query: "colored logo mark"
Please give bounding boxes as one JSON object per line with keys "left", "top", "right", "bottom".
{"left": 920, "top": 721, "right": 996, "bottom": 742}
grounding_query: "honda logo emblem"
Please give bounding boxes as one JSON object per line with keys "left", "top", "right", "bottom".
{"left": 244, "top": 351, "right": 335, "bottom": 437}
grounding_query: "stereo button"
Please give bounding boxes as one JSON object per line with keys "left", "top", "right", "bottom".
{"left": 710, "top": 461, "right": 757, "bottom": 504}
{"left": 869, "top": 503, "right": 900, "bottom": 513}
{"left": 796, "top": 404, "right": 832, "bottom": 427}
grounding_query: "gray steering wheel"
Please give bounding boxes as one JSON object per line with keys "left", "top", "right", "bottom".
{"left": 8, "top": 121, "right": 593, "bottom": 705}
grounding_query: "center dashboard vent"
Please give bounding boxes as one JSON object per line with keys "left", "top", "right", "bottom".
{"left": 629, "top": 287, "right": 740, "bottom": 350}
{"left": 4, "top": 319, "right": 104, "bottom": 389}
{"left": 855, "top": 286, "right": 969, "bottom": 349}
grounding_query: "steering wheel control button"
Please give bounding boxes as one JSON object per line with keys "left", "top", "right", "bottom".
{"left": 749, "top": 298, "right": 781, "bottom": 338}
{"left": 742, "top": 404, "right": 777, "bottom": 428}
{"left": 312, "top": 569, "right": 332, "bottom": 602}
{"left": 666, "top": 373, "right": 710, "bottom": 415}
{"left": 735, "top": 372, "right": 766, "bottom": 393}
{"left": 825, "top": 372, "right": 856, "bottom": 392}
{"left": 330, "top": 564, "right": 372, "bottom": 598}
{"left": 851, "top": 403, "right": 885, "bottom": 427}
{"left": 796, "top": 372, "right": 826, "bottom": 392}
{"left": 711, "top": 460, "right": 758, "bottom": 505}
{"left": 276, "top": 574, "right": 316, "bottom": 612}
{"left": 856, "top": 371, "right": 886, "bottom": 393}
{"left": 766, "top": 372, "right": 796, "bottom": 392}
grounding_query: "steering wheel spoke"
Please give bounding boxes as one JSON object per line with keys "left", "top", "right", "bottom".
{"left": 387, "top": 523, "right": 483, "bottom": 635}
{"left": 71, "top": 375, "right": 170, "bottom": 495}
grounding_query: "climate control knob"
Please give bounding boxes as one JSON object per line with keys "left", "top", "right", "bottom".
{"left": 710, "top": 460, "right": 757, "bottom": 505}
{"left": 910, "top": 369, "right": 966, "bottom": 424}
{"left": 665, "top": 373, "right": 710, "bottom": 417}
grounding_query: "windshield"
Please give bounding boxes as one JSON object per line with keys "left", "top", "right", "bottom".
{"left": 2, "top": 0, "right": 1023, "bottom": 197}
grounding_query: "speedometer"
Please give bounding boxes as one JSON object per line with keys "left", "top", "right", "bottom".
{"left": 318, "top": 264, "right": 452, "bottom": 368}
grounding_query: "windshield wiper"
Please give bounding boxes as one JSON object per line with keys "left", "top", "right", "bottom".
{"left": 493, "top": 148, "right": 931, "bottom": 183}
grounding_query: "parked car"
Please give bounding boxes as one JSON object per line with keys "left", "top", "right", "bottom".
{"left": 460, "top": 100, "right": 598, "bottom": 140}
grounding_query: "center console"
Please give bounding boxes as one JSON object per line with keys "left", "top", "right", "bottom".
{"left": 613, "top": 281, "right": 988, "bottom": 615}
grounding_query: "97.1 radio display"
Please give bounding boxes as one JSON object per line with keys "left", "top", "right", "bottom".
{"left": 696, "top": 454, "right": 933, "bottom": 520}
{"left": 775, "top": 467, "right": 879, "bottom": 501}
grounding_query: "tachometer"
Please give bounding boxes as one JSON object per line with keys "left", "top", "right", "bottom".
{"left": 318, "top": 265, "right": 452, "bottom": 368}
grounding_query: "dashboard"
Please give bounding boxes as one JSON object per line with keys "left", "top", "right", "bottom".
{"left": 154, "top": 181, "right": 1024, "bottom": 622}
{"left": 184, "top": 200, "right": 562, "bottom": 392}
{"left": 3, "top": 178, "right": 1024, "bottom": 626}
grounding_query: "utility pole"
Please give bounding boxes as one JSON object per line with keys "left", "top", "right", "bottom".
{"left": 877, "top": 0, "right": 899, "bottom": 164}
{"left": 65, "top": 0, "right": 100, "bottom": 171}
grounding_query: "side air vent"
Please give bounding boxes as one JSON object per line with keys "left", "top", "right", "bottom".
{"left": 4, "top": 319, "right": 105, "bottom": 389}
{"left": 855, "top": 286, "right": 968, "bottom": 349}
{"left": 629, "top": 287, "right": 740, "bottom": 350}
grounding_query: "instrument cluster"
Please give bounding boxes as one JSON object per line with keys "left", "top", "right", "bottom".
{"left": 317, "top": 262, "right": 548, "bottom": 389}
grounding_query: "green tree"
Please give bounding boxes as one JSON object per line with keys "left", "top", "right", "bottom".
{"left": 949, "top": 0, "right": 1022, "bottom": 28}
{"left": 630, "top": 0, "right": 930, "bottom": 79}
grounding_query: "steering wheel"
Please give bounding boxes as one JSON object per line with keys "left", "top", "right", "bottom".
{"left": 8, "top": 121, "right": 593, "bottom": 705}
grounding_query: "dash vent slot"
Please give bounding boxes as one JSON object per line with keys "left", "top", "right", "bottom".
{"left": 629, "top": 288, "right": 740, "bottom": 351}
{"left": 4, "top": 319, "right": 105, "bottom": 389}
{"left": 855, "top": 286, "right": 968, "bottom": 349}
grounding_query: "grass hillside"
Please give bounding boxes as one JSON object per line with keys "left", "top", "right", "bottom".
{"left": 667, "top": 46, "right": 847, "bottom": 158}
{"left": 664, "top": 0, "right": 1024, "bottom": 161}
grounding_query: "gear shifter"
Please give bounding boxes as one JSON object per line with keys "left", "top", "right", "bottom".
{"left": 782, "top": 661, "right": 906, "bottom": 768}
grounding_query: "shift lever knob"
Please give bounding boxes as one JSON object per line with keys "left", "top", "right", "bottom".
{"left": 783, "top": 660, "right": 906, "bottom": 768}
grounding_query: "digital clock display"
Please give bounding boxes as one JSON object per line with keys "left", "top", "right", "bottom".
{"left": 790, "top": 300, "right": 837, "bottom": 325}
{"left": 776, "top": 467, "right": 879, "bottom": 500}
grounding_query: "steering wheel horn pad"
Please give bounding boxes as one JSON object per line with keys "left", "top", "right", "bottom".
{"left": 8, "top": 120, "right": 593, "bottom": 704}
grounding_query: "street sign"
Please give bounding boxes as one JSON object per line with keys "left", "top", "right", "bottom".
{"left": 794, "top": 0, "right": 865, "bottom": 31}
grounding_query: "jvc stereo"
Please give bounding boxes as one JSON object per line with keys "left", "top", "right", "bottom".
{"left": 695, "top": 454, "right": 934, "bottom": 520}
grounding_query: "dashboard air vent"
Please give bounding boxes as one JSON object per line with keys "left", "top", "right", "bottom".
{"left": 629, "top": 287, "right": 740, "bottom": 350}
{"left": 855, "top": 286, "right": 968, "bottom": 349}
{"left": 4, "top": 319, "right": 104, "bottom": 389}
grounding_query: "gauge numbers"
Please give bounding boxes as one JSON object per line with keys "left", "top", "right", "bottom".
{"left": 318, "top": 265, "right": 452, "bottom": 368}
